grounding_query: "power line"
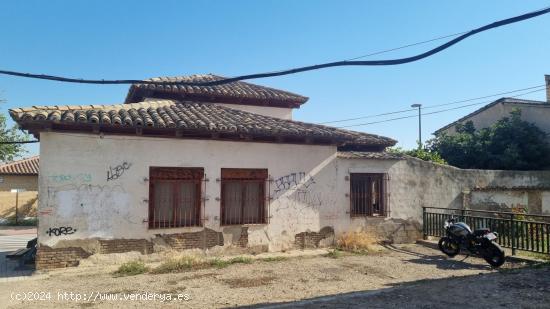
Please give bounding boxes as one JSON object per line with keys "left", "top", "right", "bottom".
{"left": 337, "top": 88, "right": 547, "bottom": 128}
{"left": 0, "top": 6, "right": 549, "bottom": 86}
{"left": 320, "top": 84, "right": 547, "bottom": 124}
{"left": 0, "top": 140, "right": 39, "bottom": 144}
{"left": 344, "top": 31, "right": 469, "bottom": 61}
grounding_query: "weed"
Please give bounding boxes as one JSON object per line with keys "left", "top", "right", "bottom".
{"left": 113, "top": 261, "right": 149, "bottom": 277}
{"left": 337, "top": 231, "right": 377, "bottom": 253}
{"left": 209, "top": 258, "right": 231, "bottom": 269}
{"left": 260, "top": 256, "right": 288, "bottom": 262}
{"left": 229, "top": 256, "right": 253, "bottom": 264}
{"left": 325, "top": 249, "right": 343, "bottom": 259}
{"left": 151, "top": 256, "right": 202, "bottom": 274}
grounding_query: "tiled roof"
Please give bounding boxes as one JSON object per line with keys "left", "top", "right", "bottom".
{"left": 9, "top": 100, "right": 396, "bottom": 148}
{"left": 337, "top": 151, "right": 405, "bottom": 160}
{"left": 125, "top": 74, "right": 309, "bottom": 108}
{"left": 434, "top": 97, "right": 548, "bottom": 134}
{"left": 0, "top": 156, "right": 39, "bottom": 175}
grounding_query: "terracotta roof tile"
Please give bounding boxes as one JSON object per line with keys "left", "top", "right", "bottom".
{"left": 337, "top": 151, "right": 404, "bottom": 160}
{"left": 124, "top": 74, "right": 309, "bottom": 108}
{"left": 0, "top": 156, "right": 39, "bottom": 175}
{"left": 9, "top": 100, "right": 396, "bottom": 148}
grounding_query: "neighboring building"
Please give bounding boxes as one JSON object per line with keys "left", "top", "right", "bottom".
{"left": 435, "top": 75, "right": 550, "bottom": 136}
{"left": 0, "top": 156, "right": 39, "bottom": 219}
{"left": 9, "top": 75, "right": 550, "bottom": 269}
{"left": 0, "top": 156, "right": 39, "bottom": 191}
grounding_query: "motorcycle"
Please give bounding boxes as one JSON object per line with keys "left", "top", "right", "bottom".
{"left": 438, "top": 216, "right": 505, "bottom": 267}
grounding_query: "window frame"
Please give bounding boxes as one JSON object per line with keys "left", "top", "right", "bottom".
{"left": 349, "top": 173, "right": 387, "bottom": 217}
{"left": 148, "top": 167, "right": 204, "bottom": 229}
{"left": 220, "top": 168, "right": 268, "bottom": 226}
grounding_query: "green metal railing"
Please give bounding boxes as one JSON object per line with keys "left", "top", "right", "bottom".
{"left": 423, "top": 207, "right": 550, "bottom": 255}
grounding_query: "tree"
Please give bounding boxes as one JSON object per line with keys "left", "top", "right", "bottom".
{"left": 0, "top": 100, "right": 29, "bottom": 162}
{"left": 387, "top": 147, "right": 447, "bottom": 165}
{"left": 429, "top": 109, "right": 550, "bottom": 170}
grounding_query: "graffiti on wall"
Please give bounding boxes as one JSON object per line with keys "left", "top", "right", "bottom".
{"left": 46, "top": 226, "right": 77, "bottom": 236}
{"left": 48, "top": 173, "right": 92, "bottom": 184}
{"left": 274, "top": 172, "right": 316, "bottom": 195}
{"left": 273, "top": 171, "right": 324, "bottom": 213}
{"left": 42, "top": 183, "right": 136, "bottom": 237}
{"left": 107, "top": 161, "right": 132, "bottom": 181}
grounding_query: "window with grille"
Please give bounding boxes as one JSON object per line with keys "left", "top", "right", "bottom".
{"left": 148, "top": 167, "right": 203, "bottom": 229}
{"left": 221, "top": 168, "right": 267, "bottom": 225}
{"left": 350, "top": 173, "right": 387, "bottom": 217}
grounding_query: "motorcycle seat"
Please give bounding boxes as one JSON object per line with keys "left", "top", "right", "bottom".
{"left": 473, "top": 228, "right": 490, "bottom": 236}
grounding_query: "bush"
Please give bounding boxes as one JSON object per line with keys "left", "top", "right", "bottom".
{"left": 113, "top": 261, "right": 149, "bottom": 277}
{"left": 336, "top": 232, "right": 377, "bottom": 254}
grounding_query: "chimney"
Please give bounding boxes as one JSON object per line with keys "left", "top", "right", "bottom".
{"left": 546, "top": 75, "right": 550, "bottom": 103}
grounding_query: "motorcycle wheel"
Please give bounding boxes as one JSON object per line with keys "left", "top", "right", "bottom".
{"left": 483, "top": 242, "right": 505, "bottom": 268}
{"left": 438, "top": 237, "right": 459, "bottom": 257}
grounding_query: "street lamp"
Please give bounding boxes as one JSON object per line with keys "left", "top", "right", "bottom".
{"left": 411, "top": 104, "right": 422, "bottom": 149}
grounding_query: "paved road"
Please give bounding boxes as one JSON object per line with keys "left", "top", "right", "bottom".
{"left": 0, "top": 229, "right": 36, "bottom": 281}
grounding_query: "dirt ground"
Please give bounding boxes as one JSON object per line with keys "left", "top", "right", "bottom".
{"left": 0, "top": 244, "right": 547, "bottom": 309}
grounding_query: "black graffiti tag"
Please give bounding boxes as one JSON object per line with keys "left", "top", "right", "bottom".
{"left": 46, "top": 226, "right": 77, "bottom": 237}
{"left": 274, "top": 172, "right": 315, "bottom": 194}
{"left": 107, "top": 162, "right": 132, "bottom": 181}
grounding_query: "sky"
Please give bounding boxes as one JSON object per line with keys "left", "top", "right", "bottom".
{"left": 1, "top": 1, "right": 549, "bottom": 157}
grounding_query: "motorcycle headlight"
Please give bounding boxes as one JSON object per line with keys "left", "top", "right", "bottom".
{"left": 444, "top": 221, "right": 450, "bottom": 228}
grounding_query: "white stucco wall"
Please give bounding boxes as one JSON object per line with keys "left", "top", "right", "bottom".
{"left": 38, "top": 131, "right": 550, "bottom": 253}
{"left": 39, "top": 132, "right": 338, "bottom": 250}
{"left": 216, "top": 103, "right": 293, "bottom": 119}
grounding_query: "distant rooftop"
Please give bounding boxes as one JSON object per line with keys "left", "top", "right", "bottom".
{"left": 0, "top": 156, "right": 39, "bottom": 175}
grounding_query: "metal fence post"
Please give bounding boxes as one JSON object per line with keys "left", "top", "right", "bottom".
{"left": 422, "top": 207, "right": 427, "bottom": 240}
{"left": 510, "top": 213, "right": 516, "bottom": 256}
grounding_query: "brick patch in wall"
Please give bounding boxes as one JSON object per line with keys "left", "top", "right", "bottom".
{"left": 99, "top": 239, "right": 154, "bottom": 254}
{"left": 236, "top": 227, "right": 248, "bottom": 248}
{"left": 158, "top": 228, "right": 224, "bottom": 250}
{"left": 294, "top": 226, "right": 335, "bottom": 249}
{"left": 35, "top": 246, "right": 91, "bottom": 270}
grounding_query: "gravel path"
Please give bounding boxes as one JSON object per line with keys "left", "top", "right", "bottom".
{"left": 0, "top": 244, "right": 544, "bottom": 308}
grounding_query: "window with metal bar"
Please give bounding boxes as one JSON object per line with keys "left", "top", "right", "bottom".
{"left": 221, "top": 168, "right": 267, "bottom": 225}
{"left": 350, "top": 173, "right": 386, "bottom": 217}
{"left": 148, "top": 167, "right": 203, "bottom": 229}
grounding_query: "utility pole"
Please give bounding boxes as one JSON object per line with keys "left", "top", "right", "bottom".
{"left": 411, "top": 104, "right": 422, "bottom": 149}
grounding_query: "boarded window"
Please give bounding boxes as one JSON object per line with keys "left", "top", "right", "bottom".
{"left": 221, "top": 168, "right": 267, "bottom": 225}
{"left": 350, "top": 173, "right": 387, "bottom": 217}
{"left": 149, "top": 167, "right": 203, "bottom": 228}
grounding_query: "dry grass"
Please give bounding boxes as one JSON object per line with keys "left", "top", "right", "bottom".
{"left": 151, "top": 256, "right": 203, "bottom": 274}
{"left": 336, "top": 231, "right": 378, "bottom": 254}
{"left": 151, "top": 255, "right": 255, "bottom": 274}
{"left": 222, "top": 276, "right": 277, "bottom": 288}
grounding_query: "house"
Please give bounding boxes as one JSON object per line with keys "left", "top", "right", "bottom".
{"left": 0, "top": 156, "right": 39, "bottom": 191}
{"left": 0, "top": 156, "right": 39, "bottom": 219}
{"left": 10, "top": 75, "right": 550, "bottom": 269}
{"left": 435, "top": 75, "right": 550, "bottom": 136}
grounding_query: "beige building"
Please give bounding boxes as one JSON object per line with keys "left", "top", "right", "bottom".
{"left": 0, "top": 156, "right": 39, "bottom": 219}
{"left": 0, "top": 156, "right": 39, "bottom": 191}
{"left": 435, "top": 75, "right": 550, "bottom": 136}
{"left": 9, "top": 75, "right": 550, "bottom": 269}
